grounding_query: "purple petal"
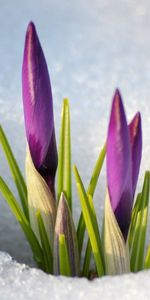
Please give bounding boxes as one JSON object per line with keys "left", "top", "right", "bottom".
{"left": 107, "top": 89, "right": 132, "bottom": 239}
{"left": 39, "top": 128, "right": 58, "bottom": 195}
{"left": 22, "top": 22, "right": 57, "bottom": 176}
{"left": 129, "top": 112, "right": 142, "bottom": 196}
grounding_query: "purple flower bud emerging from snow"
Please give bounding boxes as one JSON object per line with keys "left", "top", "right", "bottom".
{"left": 107, "top": 89, "right": 142, "bottom": 240}
{"left": 22, "top": 22, "right": 58, "bottom": 197}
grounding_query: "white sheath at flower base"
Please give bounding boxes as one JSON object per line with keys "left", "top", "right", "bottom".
{"left": 54, "top": 193, "right": 79, "bottom": 276}
{"left": 103, "top": 190, "right": 130, "bottom": 275}
{"left": 25, "top": 145, "right": 56, "bottom": 246}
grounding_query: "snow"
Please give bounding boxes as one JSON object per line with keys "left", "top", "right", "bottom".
{"left": 0, "top": 0, "right": 150, "bottom": 299}
{"left": 0, "top": 251, "right": 150, "bottom": 300}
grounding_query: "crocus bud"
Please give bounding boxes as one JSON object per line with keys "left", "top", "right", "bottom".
{"left": 54, "top": 193, "right": 79, "bottom": 276}
{"left": 106, "top": 89, "right": 142, "bottom": 240}
{"left": 129, "top": 112, "right": 142, "bottom": 196}
{"left": 22, "top": 22, "right": 57, "bottom": 197}
{"left": 22, "top": 22, "right": 58, "bottom": 244}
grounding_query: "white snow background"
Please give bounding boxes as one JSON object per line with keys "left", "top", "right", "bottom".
{"left": 0, "top": 0, "right": 150, "bottom": 299}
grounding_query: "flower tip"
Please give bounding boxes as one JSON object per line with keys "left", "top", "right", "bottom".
{"left": 114, "top": 88, "right": 121, "bottom": 97}
{"left": 134, "top": 111, "right": 141, "bottom": 125}
{"left": 64, "top": 98, "right": 69, "bottom": 106}
{"left": 25, "top": 21, "right": 37, "bottom": 48}
{"left": 129, "top": 111, "right": 142, "bottom": 139}
{"left": 58, "top": 193, "right": 71, "bottom": 216}
{"left": 113, "top": 88, "right": 122, "bottom": 103}
{"left": 27, "top": 21, "right": 36, "bottom": 34}
{"left": 60, "top": 191, "right": 64, "bottom": 198}
{"left": 59, "top": 192, "right": 66, "bottom": 205}
{"left": 135, "top": 112, "right": 142, "bottom": 133}
{"left": 111, "top": 88, "right": 125, "bottom": 117}
{"left": 129, "top": 111, "right": 142, "bottom": 196}
{"left": 109, "top": 88, "right": 126, "bottom": 133}
{"left": 136, "top": 111, "right": 141, "bottom": 119}
{"left": 23, "top": 22, "right": 37, "bottom": 59}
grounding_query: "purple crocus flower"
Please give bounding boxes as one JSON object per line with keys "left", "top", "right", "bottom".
{"left": 107, "top": 89, "right": 142, "bottom": 240}
{"left": 22, "top": 22, "right": 57, "bottom": 197}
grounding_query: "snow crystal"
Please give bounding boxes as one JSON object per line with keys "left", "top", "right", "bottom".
{"left": 0, "top": 252, "right": 150, "bottom": 300}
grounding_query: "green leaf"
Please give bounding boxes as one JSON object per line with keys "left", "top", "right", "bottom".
{"left": 36, "top": 210, "right": 53, "bottom": 273}
{"left": 77, "top": 144, "right": 106, "bottom": 275}
{"left": 74, "top": 165, "right": 104, "bottom": 277}
{"left": 128, "top": 193, "right": 141, "bottom": 250}
{"left": 77, "top": 144, "right": 106, "bottom": 256}
{"left": 88, "top": 143, "right": 106, "bottom": 196}
{"left": 57, "top": 99, "right": 72, "bottom": 211}
{"left": 0, "top": 125, "right": 28, "bottom": 220}
{"left": 59, "top": 234, "right": 71, "bottom": 276}
{"left": 145, "top": 244, "right": 150, "bottom": 269}
{"left": 82, "top": 239, "right": 92, "bottom": 277}
{"left": 0, "top": 176, "right": 44, "bottom": 269}
{"left": 129, "top": 171, "right": 150, "bottom": 272}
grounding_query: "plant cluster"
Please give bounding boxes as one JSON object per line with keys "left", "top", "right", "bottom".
{"left": 0, "top": 22, "right": 150, "bottom": 278}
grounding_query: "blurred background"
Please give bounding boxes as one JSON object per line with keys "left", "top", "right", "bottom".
{"left": 0, "top": 0, "right": 150, "bottom": 264}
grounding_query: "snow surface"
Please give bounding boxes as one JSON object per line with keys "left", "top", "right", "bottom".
{"left": 0, "top": 0, "right": 150, "bottom": 299}
{"left": 0, "top": 251, "right": 150, "bottom": 300}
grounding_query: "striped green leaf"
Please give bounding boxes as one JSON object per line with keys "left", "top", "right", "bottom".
{"left": 0, "top": 125, "right": 28, "bottom": 219}
{"left": 74, "top": 165, "right": 104, "bottom": 277}
{"left": 36, "top": 210, "right": 53, "bottom": 273}
{"left": 82, "top": 234, "right": 92, "bottom": 277}
{"left": 145, "top": 244, "right": 150, "bottom": 269}
{"left": 0, "top": 176, "right": 44, "bottom": 269}
{"left": 129, "top": 171, "right": 150, "bottom": 272}
{"left": 59, "top": 234, "right": 71, "bottom": 276}
{"left": 57, "top": 99, "right": 72, "bottom": 210}
{"left": 77, "top": 144, "right": 106, "bottom": 256}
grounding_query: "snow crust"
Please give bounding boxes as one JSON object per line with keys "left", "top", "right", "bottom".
{"left": 0, "top": 251, "right": 150, "bottom": 300}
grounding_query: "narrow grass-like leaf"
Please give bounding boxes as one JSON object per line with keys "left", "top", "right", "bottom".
{"left": 128, "top": 193, "right": 141, "bottom": 250}
{"left": 0, "top": 176, "right": 44, "bottom": 268}
{"left": 88, "top": 143, "right": 106, "bottom": 196}
{"left": 74, "top": 165, "right": 104, "bottom": 277}
{"left": 59, "top": 234, "right": 71, "bottom": 276}
{"left": 36, "top": 210, "right": 53, "bottom": 273}
{"left": 77, "top": 144, "right": 106, "bottom": 256}
{"left": 82, "top": 239, "right": 92, "bottom": 277}
{"left": 145, "top": 245, "right": 150, "bottom": 269}
{"left": 129, "top": 171, "right": 150, "bottom": 272}
{"left": 0, "top": 125, "right": 28, "bottom": 219}
{"left": 57, "top": 99, "right": 72, "bottom": 210}
{"left": 82, "top": 144, "right": 106, "bottom": 275}
{"left": 104, "top": 190, "right": 130, "bottom": 275}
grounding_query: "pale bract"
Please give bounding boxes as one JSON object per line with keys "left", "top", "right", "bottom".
{"left": 26, "top": 145, "right": 56, "bottom": 246}
{"left": 104, "top": 190, "right": 130, "bottom": 275}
